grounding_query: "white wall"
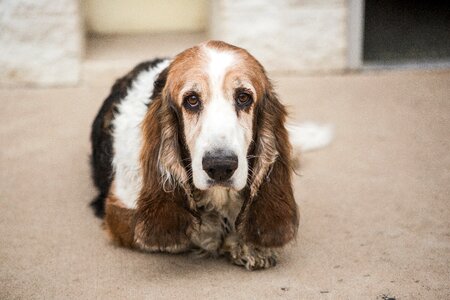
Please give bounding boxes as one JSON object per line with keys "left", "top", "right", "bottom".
{"left": 82, "top": 0, "right": 208, "bottom": 34}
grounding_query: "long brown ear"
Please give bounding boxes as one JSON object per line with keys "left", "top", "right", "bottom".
{"left": 157, "top": 89, "right": 194, "bottom": 206}
{"left": 237, "top": 87, "right": 299, "bottom": 248}
{"left": 133, "top": 74, "right": 197, "bottom": 253}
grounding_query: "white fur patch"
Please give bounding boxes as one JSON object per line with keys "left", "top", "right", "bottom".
{"left": 287, "top": 122, "right": 334, "bottom": 152}
{"left": 204, "top": 47, "right": 236, "bottom": 91}
{"left": 112, "top": 59, "right": 170, "bottom": 209}
{"left": 190, "top": 47, "right": 249, "bottom": 190}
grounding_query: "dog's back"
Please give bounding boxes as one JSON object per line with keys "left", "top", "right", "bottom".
{"left": 90, "top": 59, "right": 168, "bottom": 217}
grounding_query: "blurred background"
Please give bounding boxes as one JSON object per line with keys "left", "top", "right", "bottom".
{"left": 1, "top": 0, "right": 449, "bottom": 87}
{"left": 1, "top": 1, "right": 450, "bottom": 299}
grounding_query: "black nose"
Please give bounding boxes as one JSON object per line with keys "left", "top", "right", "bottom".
{"left": 202, "top": 151, "right": 238, "bottom": 182}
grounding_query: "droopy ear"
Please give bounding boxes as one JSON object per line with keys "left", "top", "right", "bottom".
{"left": 158, "top": 92, "right": 191, "bottom": 194}
{"left": 133, "top": 74, "right": 197, "bottom": 253}
{"left": 237, "top": 87, "right": 299, "bottom": 248}
{"left": 151, "top": 68, "right": 191, "bottom": 196}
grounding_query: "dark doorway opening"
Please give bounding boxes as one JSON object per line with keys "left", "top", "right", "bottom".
{"left": 363, "top": 0, "right": 450, "bottom": 65}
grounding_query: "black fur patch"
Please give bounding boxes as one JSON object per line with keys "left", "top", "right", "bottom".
{"left": 90, "top": 58, "right": 168, "bottom": 217}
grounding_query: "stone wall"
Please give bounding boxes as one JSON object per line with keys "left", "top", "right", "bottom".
{"left": 0, "top": 0, "right": 83, "bottom": 87}
{"left": 0, "top": 0, "right": 352, "bottom": 87}
{"left": 210, "top": 0, "right": 348, "bottom": 73}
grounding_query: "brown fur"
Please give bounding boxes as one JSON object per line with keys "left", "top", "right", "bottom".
{"left": 134, "top": 98, "right": 198, "bottom": 253}
{"left": 237, "top": 86, "right": 299, "bottom": 248}
{"left": 104, "top": 193, "right": 136, "bottom": 248}
{"left": 104, "top": 40, "right": 299, "bottom": 259}
{"left": 139, "top": 41, "right": 298, "bottom": 250}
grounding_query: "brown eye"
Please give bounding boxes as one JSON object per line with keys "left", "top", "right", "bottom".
{"left": 184, "top": 94, "right": 200, "bottom": 108}
{"left": 236, "top": 93, "right": 252, "bottom": 106}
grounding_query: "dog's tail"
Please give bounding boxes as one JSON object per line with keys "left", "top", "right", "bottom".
{"left": 287, "top": 122, "right": 334, "bottom": 168}
{"left": 287, "top": 122, "right": 334, "bottom": 153}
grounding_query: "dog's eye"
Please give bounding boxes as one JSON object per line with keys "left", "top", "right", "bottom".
{"left": 236, "top": 93, "right": 252, "bottom": 107}
{"left": 183, "top": 94, "right": 200, "bottom": 109}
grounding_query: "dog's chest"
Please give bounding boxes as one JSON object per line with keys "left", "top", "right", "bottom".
{"left": 191, "top": 188, "right": 243, "bottom": 253}
{"left": 196, "top": 188, "right": 243, "bottom": 221}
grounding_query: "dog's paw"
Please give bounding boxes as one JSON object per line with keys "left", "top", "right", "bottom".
{"left": 189, "top": 212, "right": 224, "bottom": 255}
{"left": 230, "top": 244, "right": 278, "bottom": 270}
{"left": 223, "top": 235, "right": 278, "bottom": 270}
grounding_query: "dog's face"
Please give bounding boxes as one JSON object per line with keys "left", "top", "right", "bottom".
{"left": 139, "top": 41, "right": 298, "bottom": 250}
{"left": 163, "top": 41, "right": 268, "bottom": 191}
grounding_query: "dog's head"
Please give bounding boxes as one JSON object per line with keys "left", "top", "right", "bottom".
{"left": 153, "top": 41, "right": 284, "bottom": 195}
{"left": 165, "top": 41, "right": 269, "bottom": 191}
{"left": 139, "top": 41, "right": 298, "bottom": 248}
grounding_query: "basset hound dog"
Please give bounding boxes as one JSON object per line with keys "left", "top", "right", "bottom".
{"left": 90, "top": 41, "right": 326, "bottom": 270}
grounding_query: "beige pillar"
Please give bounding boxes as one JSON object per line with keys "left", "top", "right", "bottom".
{"left": 0, "top": 0, "right": 84, "bottom": 87}
{"left": 210, "top": 0, "right": 349, "bottom": 73}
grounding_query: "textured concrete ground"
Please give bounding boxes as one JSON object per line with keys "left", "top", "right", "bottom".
{"left": 1, "top": 37, "right": 449, "bottom": 299}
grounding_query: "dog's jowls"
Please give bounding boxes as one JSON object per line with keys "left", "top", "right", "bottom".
{"left": 90, "top": 41, "right": 299, "bottom": 270}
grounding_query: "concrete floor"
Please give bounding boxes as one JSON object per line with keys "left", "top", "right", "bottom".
{"left": 1, "top": 37, "right": 450, "bottom": 299}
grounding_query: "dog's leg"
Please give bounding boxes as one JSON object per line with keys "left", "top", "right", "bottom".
{"left": 221, "top": 233, "right": 278, "bottom": 270}
{"left": 104, "top": 193, "right": 197, "bottom": 253}
{"left": 104, "top": 195, "right": 136, "bottom": 248}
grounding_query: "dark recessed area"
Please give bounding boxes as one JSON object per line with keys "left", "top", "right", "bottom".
{"left": 363, "top": 0, "right": 450, "bottom": 64}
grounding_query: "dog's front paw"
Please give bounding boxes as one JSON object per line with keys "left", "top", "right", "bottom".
{"left": 223, "top": 234, "right": 278, "bottom": 270}
{"left": 230, "top": 244, "right": 278, "bottom": 270}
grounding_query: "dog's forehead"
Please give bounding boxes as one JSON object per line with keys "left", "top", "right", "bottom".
{"left": 167, "top": 41, "right": 267, "bottom": 99}
{"left": 203, "top": 46, "right": 237, "bottom": 86}
{"left": 172, "top": 44, "right": 242, "bottom": 80}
